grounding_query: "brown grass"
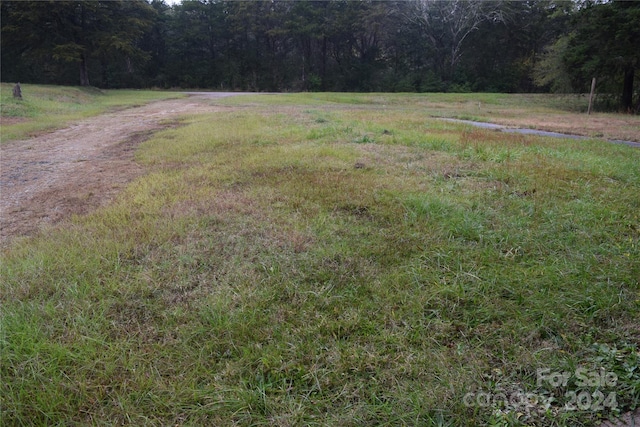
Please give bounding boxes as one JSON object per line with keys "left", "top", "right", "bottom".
{"left": 487, "top": 112, "right": 639, "bottom": 142}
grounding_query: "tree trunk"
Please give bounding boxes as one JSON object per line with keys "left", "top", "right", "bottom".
{"left": 79, "top": 54, "right": 90, "bottom": 87}
{"left": 321, "top": 36, "right": 327, "bottom": 91}
{"left": 621, "top": 66, "right": 634, "bottom": 112}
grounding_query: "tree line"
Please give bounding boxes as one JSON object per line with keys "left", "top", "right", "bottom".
{"left": 2, "top": 0, "right": 638, "bottom": 112}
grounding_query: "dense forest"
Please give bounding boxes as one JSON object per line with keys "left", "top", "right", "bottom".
{"left": 1, "top": 0, "right": 639, "bottom": 111}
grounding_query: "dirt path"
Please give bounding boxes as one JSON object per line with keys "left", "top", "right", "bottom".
{"left": 0, "top": 94, "right": 238, "bottom": 245}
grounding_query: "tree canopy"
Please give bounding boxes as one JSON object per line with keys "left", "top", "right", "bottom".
{"left": 1, "top": 0, "right": 638, "bottom": 112}
{"left": 562, "top": 1, "right": 640, "bottom": 111}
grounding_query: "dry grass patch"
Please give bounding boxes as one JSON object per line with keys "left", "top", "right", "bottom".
{"left": 495, "top": 113, "right": 640, "bottom": 142}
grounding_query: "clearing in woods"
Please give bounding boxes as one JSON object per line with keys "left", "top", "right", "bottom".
{"left": 1, "top": 91, "right": 638, "bottom": 426}
{"left": 2, "top": 92, "right": 638, "bottom": 245}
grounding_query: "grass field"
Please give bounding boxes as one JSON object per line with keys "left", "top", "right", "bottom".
{"left": 0, "top": 83, "right": 183, "bottom": 142}
{"left": 1, "top": 89, "right": 639, "bottom": 426}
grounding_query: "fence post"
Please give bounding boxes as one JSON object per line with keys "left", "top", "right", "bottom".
{"left": 587, "top": 77, "right": 596, "bottom": 115}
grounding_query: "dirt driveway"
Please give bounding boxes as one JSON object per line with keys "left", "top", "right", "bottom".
{"left": 0, "top": 93, "right": 241, "bottom": 246}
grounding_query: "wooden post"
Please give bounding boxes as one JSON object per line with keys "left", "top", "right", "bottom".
{"left": 587, "top": 77, "right": 596, "bottom": 115}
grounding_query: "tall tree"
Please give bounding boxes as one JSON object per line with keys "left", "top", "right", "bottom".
{"left": 285, "top": 1, "right": 331, "bottom": 90}
{"left": 464, "top": 0, "right": 572, "bottom": 92}
{"left": 2, "top": 0, "right": 155, "bottom": 87}
{"left": 563, "top": 1, "right": 640, "bottom": 111}
{"left": 138, "top": 0, "right": 172, "bottom": 88}
{"left": 405, "top": 0, "right": 504, "bottom": 85}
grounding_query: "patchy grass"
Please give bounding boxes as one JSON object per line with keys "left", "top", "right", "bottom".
{"left": 1, "top": 93, "right": 639, "bottom": 426}
{"left": 219, "top": 93, "right": 640, "bottom": 142}
{"left": 0, "top": 83, "right": 183, "bottom": 142}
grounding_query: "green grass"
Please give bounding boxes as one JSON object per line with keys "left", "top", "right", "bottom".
{"left": 2, "top": 93, "right": 639, "bottom": 426}
{"left": 218, "top": 92, "right": 588, "bottom": 113}
{"left": 0, "top": 83, "right": 183, "bottom": 142}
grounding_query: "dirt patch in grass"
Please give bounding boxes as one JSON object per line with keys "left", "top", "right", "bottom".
{"left": 0, "top": 96, "right": 229, "bottom": 246}
{"left": 600, "top": 410, "right": 640, "bottom": 427}
{"left": 0, "top": 116, "right": 28, "bottom": 125}
{"left": 492, "top": 113, "right": 640, "bottom": 142}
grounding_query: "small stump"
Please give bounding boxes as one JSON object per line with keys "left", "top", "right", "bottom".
{"left": 13, "top": 82, "right": 22, "bottom": 99}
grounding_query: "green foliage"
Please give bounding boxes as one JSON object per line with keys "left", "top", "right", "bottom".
{"left": 0, "top": 0, "right": 623, "bottom": 102}
{"left": 533, "top": 35, "right": 574, "bottom": 93}
{"left": 1, "top": 0, "right": 156, "bottom": 87}
{"left": 561, "top": 1, "right": 640, "bottom": 111}
{"left": 3, "top": 0, "right": 625, "bottom": 96}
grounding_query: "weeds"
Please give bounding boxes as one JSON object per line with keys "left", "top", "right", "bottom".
{"left": 1, "top": 92, "right": 639, "bottom": 426}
